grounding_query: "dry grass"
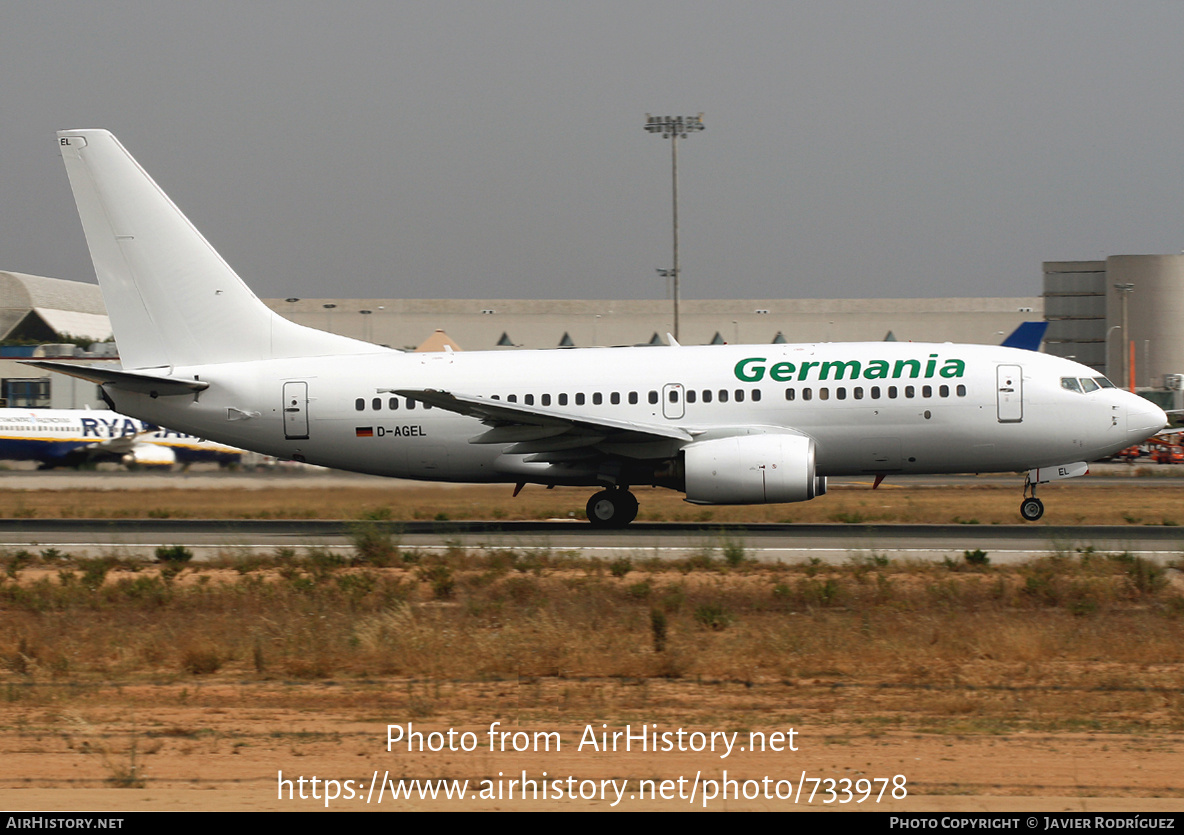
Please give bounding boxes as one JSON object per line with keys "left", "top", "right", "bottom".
{"left": 2, "top": 480, "right": 1184, "bottom": 526}
{"left": 3, "top": 546, "right": 1183, "bottom": 735}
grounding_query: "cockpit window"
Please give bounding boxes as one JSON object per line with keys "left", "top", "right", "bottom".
{"left": 1061, "top": 377, "right": 1083, "bottom": 393}
{"left": 1094, "top": 376, "right": 1116, "bottom": 389}
{"left": 1079, "top": 378, "right": 1100, "bottom": 393}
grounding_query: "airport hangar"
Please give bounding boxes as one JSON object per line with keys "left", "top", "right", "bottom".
{"left": 0, "top": 255, "right": 1181, "bottom": 410}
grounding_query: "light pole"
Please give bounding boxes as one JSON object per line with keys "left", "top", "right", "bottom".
{"left": 645, "top": 113, "right": 704, "bottom": 341}
{"left": 1114, "top": 283, "right": 1134, "bottom": 390}
{"left": 1105, "top": 325, "right": 1120, "bottom": 380}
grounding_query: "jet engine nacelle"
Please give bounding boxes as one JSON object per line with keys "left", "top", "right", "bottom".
{"left": 122, "top": 443, "right": 177, "bottom": 469}
{"left": 683, "top": 434, "right": 826, "bottom": 505}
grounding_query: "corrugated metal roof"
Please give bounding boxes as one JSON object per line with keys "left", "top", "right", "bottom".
{"left": 0, "top": 271, "right": 107, "bottom": 316}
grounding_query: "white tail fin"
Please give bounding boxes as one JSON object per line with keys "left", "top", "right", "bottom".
{"left": 57, "top": 130, "right": 378, "bottom": 370}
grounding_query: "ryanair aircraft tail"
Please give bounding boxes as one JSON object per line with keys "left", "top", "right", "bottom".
{"left": 57, "top": 130, "right": 377, "bottom": 370}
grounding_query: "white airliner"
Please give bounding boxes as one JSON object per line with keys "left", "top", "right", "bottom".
{"left": 0, "top": 407, "right": 242, "bottom": 469}
{"left": 27, "top": 130, "right": 1167, "bottom": 525}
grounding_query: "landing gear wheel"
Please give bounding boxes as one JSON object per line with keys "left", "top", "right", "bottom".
{"left": 1020, "top": 497, "right": 1044, "bottom": 521}
{"left": 586, "top": 489, "right": 638, "bottom": 527}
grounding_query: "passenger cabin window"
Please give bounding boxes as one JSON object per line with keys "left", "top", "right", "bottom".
{"left": 785, "top": 388, "right": 795, "bottom": 401}
{"left": 576, "top": 393, "right": 586, "bottom": 405}
{"left": 541, "top": 394, "right": 551, "bottom": 406}
{"left": 593, "top": 392, "right": 603, "bottom": 405}
{"left": 628, "top": 392, "right": 638, "bottom": 404}
{"left": 355, "top": 398, "right": 364, "bottom": 411}
{"left": 559, "top": 393, "right": 568, "bottom": 405}
{"left": 389, "top": 397, "right": 399, "bottom": 410}
{"left": 372, "top": 398, "right": 381, "bottom": 410}
{"left": 686, "top": 390, "right": 696, "bottom": 404}
{"left": 648, "top": 391, "right": 658, "bottom": 404}
{"left": 525, "top": 394, "right": 534, "bottom": 405}
{"left": 611, "top": 392, "right": 620, "bottom": 405}
{"left": 956, "top": 384, "right": 967, "bottom": 396}
{"left": 718, "top": 390, "right": 729, "bottom": 403}
{"left": 752, "top": 389, "right": 761, "bottom": 402}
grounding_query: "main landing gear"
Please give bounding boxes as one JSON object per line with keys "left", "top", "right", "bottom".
{"left": 586, "top": 488, "right": 639, "bottom": 527}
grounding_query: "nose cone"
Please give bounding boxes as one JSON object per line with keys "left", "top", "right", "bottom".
{"left": 1127, "top": 395, "right": 1168, "bottom": 442}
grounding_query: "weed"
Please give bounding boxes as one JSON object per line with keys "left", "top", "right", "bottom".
{"left": 417, "top": 563, "right": 455, "bottom": 599}
{"left": 349, "top": 521, "right": 400, "bottom": 566}
{"left": 4, "top": 550, "right": 34, "bottom": 579}
{"left": 155, "top": 545, "right": 193, "bottom": 563}
{"left": 650, "top": 608, "right": 668, "bottom": 652}
{"left": 721, "top": 535, "right": 746, "bottom": 568}
{"left": 963, "top": 549, "right": 990, "bottom": 568}
{"left": 180, "top": 645, "right": 222, "bottom": 675}
{"left": 609, "top": 557, "right": 632, "bottom": 579}
{"left": 693, "top": 603, "right": 733, "bottom": 631}
{"left": 627, "top": 580, "right": 652, "bottom": 599}
{"left": 79, "top": 558, "right": 113, "bottom": 590}
{"left": 685, "top": 550, "right": 714, "bottom": 571}
{"left": 102, "top": 738, "right": 145, "bottom": 788}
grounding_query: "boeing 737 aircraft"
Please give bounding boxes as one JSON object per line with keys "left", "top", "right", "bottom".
{"left": 27, "top": 130, "right": 1167, "bottom": 525}
{"left": 0, "top": 407, "right": 242, "bottom": 468}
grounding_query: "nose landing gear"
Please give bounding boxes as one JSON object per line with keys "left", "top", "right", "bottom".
{"left": 1020, "top": 472, "right": 1045, "bottom": 521}
{"left": 586, "top": 488, "right": 639, "bottom": 527}
{"left": 1018, "top": 462, "right": 1090, "bottom": 521}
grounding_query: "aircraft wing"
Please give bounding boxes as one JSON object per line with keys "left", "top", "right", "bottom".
{"left": 394, "top": 388, "right": 695, "bottom": 455}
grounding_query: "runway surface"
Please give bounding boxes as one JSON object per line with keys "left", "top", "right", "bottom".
{"left": 2, "top": 518, "right": 1181, "bottom": 563}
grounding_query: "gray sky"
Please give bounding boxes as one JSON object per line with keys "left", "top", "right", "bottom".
{"left": 3, "top": 1, "right": 1184, "bottom": 301}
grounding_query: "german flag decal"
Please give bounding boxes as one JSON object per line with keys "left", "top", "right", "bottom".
{"left": 355, "top": 427, "right": 374, "bottom": 437}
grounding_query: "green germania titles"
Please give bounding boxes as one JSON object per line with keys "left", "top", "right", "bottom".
{"left": 734, "top": 354, "right": 966, "bottom": 383}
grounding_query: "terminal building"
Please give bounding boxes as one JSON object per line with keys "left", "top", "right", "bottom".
{"left": 1, "top": 255, "right": 1181, "bottom": 409}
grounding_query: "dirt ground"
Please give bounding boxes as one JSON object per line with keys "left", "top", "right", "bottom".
{"left": 2, "top": 677, "right": 1182, "bottom": 812}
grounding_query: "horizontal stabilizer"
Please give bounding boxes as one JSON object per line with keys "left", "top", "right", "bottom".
{"left": 22, "top": 360, "right": 208, "bottom": 396}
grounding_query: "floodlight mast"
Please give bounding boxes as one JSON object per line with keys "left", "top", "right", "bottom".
{"left": 645, "top": 113, "right": 704, "bottom": 341}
